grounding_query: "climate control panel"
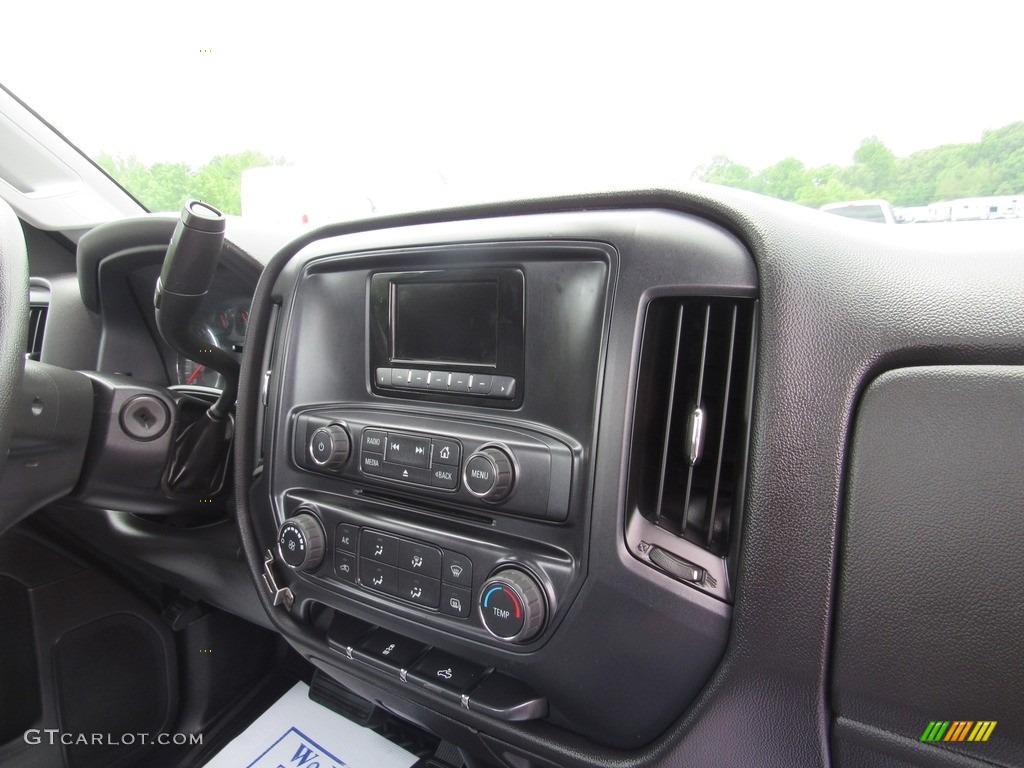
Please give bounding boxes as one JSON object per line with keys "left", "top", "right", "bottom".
{"left": 275, "top": 494, "right": 567, "bottom": 647}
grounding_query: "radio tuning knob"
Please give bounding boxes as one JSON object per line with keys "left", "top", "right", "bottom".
{"left": 463, "top": 446, "right": 515, "bottom": 501}
{"left": 277, "top": 510, "right": 326, "bottom": 571}
{"left": 309, "top": 423, "right": 351, "bottom": 470}
{"left": 479, "top": 568, "right": 546, "bottom": 642}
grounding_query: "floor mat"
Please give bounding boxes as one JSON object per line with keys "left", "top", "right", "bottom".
{"left": 202, "top": 681, "right": 417, "bottom": 768}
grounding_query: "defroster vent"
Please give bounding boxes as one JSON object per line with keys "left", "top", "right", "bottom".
{"left": 626, "top": 297, "right": 756, "bottom": 601}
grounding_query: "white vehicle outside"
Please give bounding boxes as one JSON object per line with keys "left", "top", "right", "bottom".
{"left": 820, "top": 199, "right": 897, "bottom": 224}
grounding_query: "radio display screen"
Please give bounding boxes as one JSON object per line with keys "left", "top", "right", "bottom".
{"left": 392, "top": 280, "right": 499, "bottom": 366}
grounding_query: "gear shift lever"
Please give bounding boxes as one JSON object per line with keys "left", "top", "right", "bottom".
{"left": 154, "top": 201, "right": 237, "bottom": 496}
{"left": 155, "top": 200, "right": 238, "bottom": 418}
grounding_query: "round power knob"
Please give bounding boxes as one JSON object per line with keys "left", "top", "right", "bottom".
{"left": 479, "top": 568, "right": 546, "bottom": 642}
{"left": 463, "top": 446, "right": 515, "bottom": 501}
{"left": 277, "top": 511, "right": 326, "bottom": 571}
{"left": 309, "top": 423, "right": 351, "bottom": 470}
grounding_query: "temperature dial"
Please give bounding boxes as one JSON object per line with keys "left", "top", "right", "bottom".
{"left": 309, "top": 423, "right": 351, "bottom": 470}
{"left": 479, "top": 568, "right": 546, "bottom": 642}
{"left": 277, "top": 511, "right": 325, "bottom": 571}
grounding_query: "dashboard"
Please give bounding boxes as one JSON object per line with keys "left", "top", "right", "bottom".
{"left": 251, "top": 210, "right": 755, "bottom": 748}
{"left": 20, "top": 188, "right": 1024, "bottom": 768}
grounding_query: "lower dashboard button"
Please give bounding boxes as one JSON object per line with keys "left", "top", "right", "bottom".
{"left": 360, "top": 559, "right": 398, "bottom": 595}
{"left": 431, "top": 438, "right": 461, "bottom": 466}
{"left": 382, "top": 462, "right": 431, "bottom": 485}
{"left": 398, "top": 540, "right": 442, "bottom": 579}
{"left": 359, "top": 531, "right": 399, "bottom": 565}
{"left": 427, "top": 371, "right": 449, "bottom": 389}
{"left": 469, "top": 374, "right": 492, "bottom": 395}
{"left": 353, "top": 629, "right": 427, "bottom": 673}
{"left": 409, "top": 649, "right": 486, "bottom": 694}
{"left": 449, "top": 372, "right": 470, "bottom": 392}
{"left": 336, "top": 523, "right": 358, "bottom": 553}
{"left": 327, "top": 614, "right": 375, "bottom": 657}
{"left": 361, "top": 428, "right": 387, "bottom": 453}
{"left": 442, "top": 551, "right": 473, "bottom": 587}
{"left": 398, "top": 570, "right": 441, "bottom": 608}
{"left": 491, "top": 375, "right": 516, "bottom": 398}
{"left": 408, "top": 369, "right": 429, "bottom": 388}
{"left": 440, "top": 585, "right": 472, "bottom": 618}
{"left": 385, "top": 433, "right": 431, "bottom": 467}
{"left": 430, "top": 466, "right": 459, "bottom": 490}
{"left": 361, "top": 452, "right": 384, "bottom": 475}
{"left": 374, "top": 368, "right": 392, "bottom": 387}
{"left": 334, "top": 551, "right": 357, "bottom": 583}
{"left": 391, "top": 368, "right": 412, "bottom": 387}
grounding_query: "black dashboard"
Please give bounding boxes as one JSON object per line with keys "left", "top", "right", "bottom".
{"left": 250, "top": 209, "right": 756, "bottom": 748}
{"left": 234, "top": 190, "right": 1024, "bottom": 768}
{"left": 23, "top": 187, "right": 1024, "bottom": 768}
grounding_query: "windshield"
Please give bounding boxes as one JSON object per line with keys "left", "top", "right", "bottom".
{"left": 3, "top": 2, "right": 1023, "bottom": 228}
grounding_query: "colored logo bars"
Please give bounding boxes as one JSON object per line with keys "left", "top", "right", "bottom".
{"left": 920, "top": 721, "right": 997, "bottom": 743}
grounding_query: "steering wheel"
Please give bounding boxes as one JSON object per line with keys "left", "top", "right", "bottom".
{"left": 0, "top": 198, "right": 29, "bottom": 532}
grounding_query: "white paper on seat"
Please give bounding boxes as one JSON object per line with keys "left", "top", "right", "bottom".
{"left": 202, "top": 681, "right": 417, "bottom": 768}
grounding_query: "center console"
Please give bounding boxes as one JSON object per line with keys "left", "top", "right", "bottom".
{"left": 260, "top": 238, "right": 608, "bottom": 660}
{"left": 251, "top": 211, "right": 753, "bottom": 752}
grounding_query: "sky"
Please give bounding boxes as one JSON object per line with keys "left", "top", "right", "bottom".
{"left": 2, "top": 0, "right": 1023, "bottom": 203}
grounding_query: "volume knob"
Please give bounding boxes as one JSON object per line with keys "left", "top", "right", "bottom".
{"left": 309, "top": 423, "right": 351, "bottom": 470}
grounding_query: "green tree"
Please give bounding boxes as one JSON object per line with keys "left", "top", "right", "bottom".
{"left": 695, "top": 120, "right": 1024, "bottom": 209}
{"left": 191, "top": 151, "right": 280, "bottom": 215}
{"left": 96, "top": 154, "right": 193, "bottom": 211}
{"left": 794, "top": 174, "right": 866, "bottom": 208}
{"left": 843, "top": 136, "right": 896, "bottom": 196}
{"left": 695, "top": 155, "right": 758, "bottom": 191}
{"left": 95, "top": 150, "right": 282, "bottom": 215}
{"left": 934, "top": 159, "right": 998, "bottom": 199}
{"left": 758, "top": 157, "right": 808, "bottom": 201}
{"left": 994, "top": 146, "right": 1024, "bottom": 195}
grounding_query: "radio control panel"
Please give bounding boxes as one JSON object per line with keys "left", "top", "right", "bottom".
{"left": 359, "top": 427, "right": 464, "bottom": 491}
{"left": 292, "top": 407, "right": 574, "bottom": 522}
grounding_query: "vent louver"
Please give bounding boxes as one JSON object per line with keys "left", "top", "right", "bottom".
{"left": 626, "top": 297, "right": 756, "bottom": 600}
{"left": 27, "top": 304, "right": 47, "bottom": 361}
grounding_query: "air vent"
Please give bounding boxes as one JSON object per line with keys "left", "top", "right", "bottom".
{"left": 626, "top": 297, "right": 756, "bottom": 600}
{"left": 27, "top": 304, "right": 47, "bottom": 361}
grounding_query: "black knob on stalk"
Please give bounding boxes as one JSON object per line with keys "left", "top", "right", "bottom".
{"left": 155, "top": 200, "right": 238, "bottom": 418}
